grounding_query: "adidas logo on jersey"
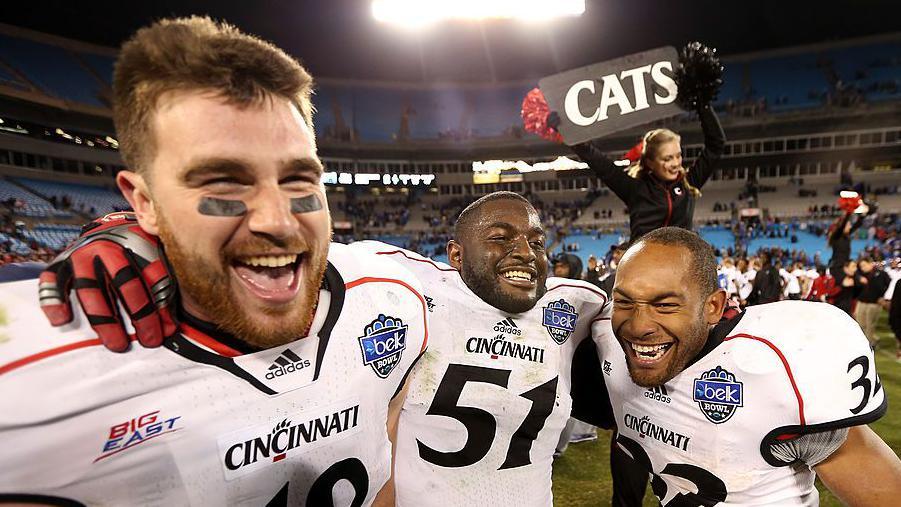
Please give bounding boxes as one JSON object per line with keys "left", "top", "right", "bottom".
{"left": 493, "top": 318, "right": 522, "bottom": 336}
{"left": 265, "top": 349, "right": 311, "bottom": 380}
{"left": 644, "top": 385, "right": 671, "bottom": 404}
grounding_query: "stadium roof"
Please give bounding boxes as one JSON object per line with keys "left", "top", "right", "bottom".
{"left": 1, "top": 0, "right": 899, "bottom": 84}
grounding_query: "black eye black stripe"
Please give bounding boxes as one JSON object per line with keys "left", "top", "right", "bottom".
{"left": 197, "top": 195, "right": 323, "bottom": 216}
{"left": 198, "top": 197, "right": 247, "bottom": 216}
{"left": 290, "top": 194, "right": 323, "bottom": 213}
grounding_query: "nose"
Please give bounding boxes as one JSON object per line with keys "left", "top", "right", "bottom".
{"left": 625, "top": 304, "right": 658, "bottom": 341}
{"left": 509, "top": 235, "right": 536, "bottom": 262}
{"left": 245, "top": 183, "right": 297, "bottom": 240}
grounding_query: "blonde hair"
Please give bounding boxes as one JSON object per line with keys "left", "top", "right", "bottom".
{"left": 113, "top": 16, "right": 315, "bottom": 174}
{"left": 626, "top": 128, "right": 701, "bottom": 198}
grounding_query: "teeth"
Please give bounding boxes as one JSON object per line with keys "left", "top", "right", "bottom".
{"left": 631, "top": 343, "right": 668, "bottom": 353}
{"left": 630, "top": 343, "right": 672, "bottom": 360}
{"left": 502, "top": 270, "right": 532, "bottom": 281}
{"left": 241, "top": 254, "right": 297, "bottom": 268}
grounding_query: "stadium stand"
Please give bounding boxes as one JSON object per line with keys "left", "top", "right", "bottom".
{"left": 0, "top": 34, "right": 109, "bottom": 108}
{"left": 0, "top": 178, "right": 71, "bottom": 218}
{"left": 14, "top": 177, "right": 128, "bottom": 216}
{"left": 0, "top": 231, "right": 31, "bottom": 255}
{"left": 18, "top": 223, "right": 79, "bottom": 251}
{"left": 1, "top": 23, "right": 896, "bottom": 143}
{"left": 0, "top": 27, "right": 898, "bottom": 270}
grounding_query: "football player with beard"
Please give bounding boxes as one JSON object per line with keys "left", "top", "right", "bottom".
{"left": 34, "top": 190, "right": 612, "bottom": 506}
{"left": 584, "top": 227, "right": 900, "bottom": 506}
{"left": 0, "top": 17, "right": 427, "bottom": 506}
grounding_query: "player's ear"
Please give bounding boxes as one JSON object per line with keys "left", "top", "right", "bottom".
{"left": 117, "top": 170, "right": 159, "bottom": 235}
{"left": 704, "top": 289, "right": 728, "bottom": 326}
{"left": 447, "top": 240, "right": 463, "bottom": 270}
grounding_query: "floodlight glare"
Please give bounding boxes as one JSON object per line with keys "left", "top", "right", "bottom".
{"left": 372, "top": 0, "right": 585, "bottom": 26}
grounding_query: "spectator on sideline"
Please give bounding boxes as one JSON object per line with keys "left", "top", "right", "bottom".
{"left": 584, "top": 254, "right": 603, "bottom": 288}
{"left": 854, "top": 257, "right": 890, "bottom": 348}
{"left": 809, "top": 264, "right": 839, "bottom": 303}
{"left": 833, "top": 260, "right": 859, "bottom": 316}
{"left": 749, "top": 252, "right": 781, "bottom": 305}
{"left": 890, "top": 274, "right": 901, "bottom": 362}
{"left": 828, "top": 208, "right": 872, "bottom": 276}
{"left": 551, "top": 252, "right": 598, "bottom": 454}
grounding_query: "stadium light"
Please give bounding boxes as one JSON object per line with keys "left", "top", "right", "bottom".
{"left": 372, "top": 0, "right": 585, "bottom": 26}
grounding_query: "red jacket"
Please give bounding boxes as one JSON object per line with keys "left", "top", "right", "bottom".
{"left": 810, "top": 274, "right": 840, "bottom": 303}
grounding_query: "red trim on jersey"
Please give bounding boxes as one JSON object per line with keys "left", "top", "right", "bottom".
{"left": 546, "top": 283, "right": 608, "bottom": 305}
{"left": 0, "top": 336, "right": 137, "bottom": 376}
{"left": 345, "top": 276, "right": 430, "bottom": 354}
{"left": 547, "top": 283, "right": 610, "bottom": 324}
{"left": 179, "top": 322, "right": 242, "bottom": 358}
{"left": 375, "top": 250, "right": 458, "bottom": 272}
{"left": 724, "top": 333, "right": 806, "bottom": 425}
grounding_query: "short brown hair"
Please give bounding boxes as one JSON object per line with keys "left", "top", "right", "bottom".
{"left": 113, "top": 16, "right": 314, "bottom": 174}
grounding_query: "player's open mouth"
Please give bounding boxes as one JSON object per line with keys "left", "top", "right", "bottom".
{"left": 626, "top": 341, "right": 674, "bottom": 365}
{"left": 498, "top": 267, "right": 537, "bottom": 288}
{"left": 231, "top": 253, "right": 304, "bottom": 304}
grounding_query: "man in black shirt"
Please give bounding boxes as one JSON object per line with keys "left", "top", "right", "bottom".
{"left": 854, "top": 257, "right": 890, "bottom": 348}
{"left": 890, "top": 275, "right": 901, "bottom": 362}
{"left": 749, "top": 252, "right": 781, "bottom": 305}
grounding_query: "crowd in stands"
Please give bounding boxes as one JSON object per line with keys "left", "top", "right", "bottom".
{"left": 0, "top": 204, "right": 58, "bottom": 265}
{"left": 337, "top": 196, "right": 412, "bottom": 229}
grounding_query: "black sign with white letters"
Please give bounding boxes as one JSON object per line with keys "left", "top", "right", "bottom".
{"left": 538, "top": 47, "right": 686, "bottom": 145}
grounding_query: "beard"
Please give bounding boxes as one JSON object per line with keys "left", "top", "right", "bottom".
{"left": 624, "top": 310, "right": 710, "bottom": 388}
{"left": 157, "top": 214, "right": 329, "bottom": 349}
{"left": 460, "top": 261, "right": 546, "bottom": 314}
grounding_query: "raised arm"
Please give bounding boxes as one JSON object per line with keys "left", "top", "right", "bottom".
{"left": 571, "top": 140, "right": 637, "bottom": 204}
{"left": 685, "top": 106, "right": 726, "bottom": 189}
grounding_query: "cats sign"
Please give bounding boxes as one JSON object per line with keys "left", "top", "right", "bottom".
{"left": 539, "top": 47, "right": 686, "bottom": 145}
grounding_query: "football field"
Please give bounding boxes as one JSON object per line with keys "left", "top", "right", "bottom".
{"left": 552, "top": 316, "right": 901, "bottom": 506}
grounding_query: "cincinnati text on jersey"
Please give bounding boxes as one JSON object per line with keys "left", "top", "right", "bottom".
{"left": 95, "top": 410, "right": 183, "bottom": 463}
{"left": 221, "top": 405, "right": 360, "bottom": 477}
{"left": 465, "top": 333, "right": 546, "bottom": 363}
{"left": 622, "top": 412, "right": 691, "bottom": 451}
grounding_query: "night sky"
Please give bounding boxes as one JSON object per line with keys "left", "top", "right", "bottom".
{"left": 1, "top": 0, "right": 899, "bottom": 82}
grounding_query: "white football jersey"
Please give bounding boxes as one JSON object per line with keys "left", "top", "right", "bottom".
{"left": 357, "top": 243, "right": 609, "bottom": 507}
{"left": 0, "top": 243, "right": 428, "bottom": 506}
{"left": 590, "top": 301, "right": 886, "bottom": 506}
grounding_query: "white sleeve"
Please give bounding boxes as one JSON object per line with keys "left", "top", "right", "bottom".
{"left": 793, "top": 306, "right": 886, "bottom": 426}
{"left": 760, "top": 304, "right": 886, "bottom": 467}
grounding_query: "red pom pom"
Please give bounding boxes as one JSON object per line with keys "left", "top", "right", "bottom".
{"left": 521, "top": 88, "right": 563, "bottom": 143}
{"left": 623, "top": 141, "right": 644, "bottom": 163}
{"left": 837, "top": 191, "right": 862, "bottom": 213}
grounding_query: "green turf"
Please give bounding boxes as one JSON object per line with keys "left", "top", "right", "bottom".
{"left": 552, "top": 316, "right": 901, "bottom": 506}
